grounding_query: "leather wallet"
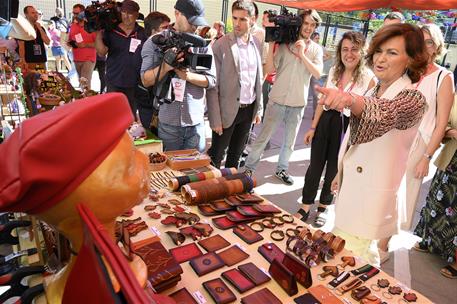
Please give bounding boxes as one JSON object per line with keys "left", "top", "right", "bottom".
{"left": 212, "top": 216, "right": 238, "bottom": 230}
{"left": 218, "top": 245, "right": 249, "bottom": 266}
{"left": 238, "top": 262, "right": 271, "bottom": 286}
{"left": 203, "top": 278, "right": 237, "bottom": 304}
{"left": 198, "top": 234, "right": 231, "bottom": 252}
{"left": 294, "top": 293, "right": 321, "bottom": 304}
{"left": 361, "top": 295, "right": 382, "bottom": 304}
{"left": 222, "top": 268, "right": 255, "bottom": 293}
{"left": 198, "top": 204, "right": 221, "bottom": 216}
{"left": 169, "top": 288, "right": 198, "bottom": 304}
{"left": 226, "top": 210, "right": 259, "bottom": 222}
{"left": 268, "top": 258, "right": 298, "bottom": 296}
{"left": 282, "top": 252, "right": 313, "bottom": 288}
{"left": 169, "top": 242, "right": 203, "bottom": 264}
{"left": 252, "top": 204, "right": 282, "bottom": 214}
{"left": 153, "top": 275, "right": 181, "bottom": 293}
{"left": 241, "top": 288, "right": 282, "bottom": 304}
{"left": 210, "top": 200, "right": 234, "bottom": 212}
{"left": 190, "top": 252, "right": 225, "bottom": 276}
{"left": 258, "top": 242, "right": 285, "bottom": 263}
{"left": 233, "top": 224, "right": 264, "bottom": 244}
{"left": 236, "top": 193, "right": 264, "bottom": 203}
{"left": 237, "top": 206, "right": 263, "bottom": 217}
{"left": 225, "top": 195, "right": 243, "bottom": 206}
{"left": 308, "top": 285, "right": 344, "bottom": 304}
{"left": 133, "top": 241, "right": 183, "bottom": 287}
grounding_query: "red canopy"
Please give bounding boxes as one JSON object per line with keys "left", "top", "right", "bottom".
{"left": 257, "top": 0, "right": 457, "bottom": 12}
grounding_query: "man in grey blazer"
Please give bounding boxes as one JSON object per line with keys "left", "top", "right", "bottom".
{"left": 206, "top": 0, "right": 263, "bottom": 169}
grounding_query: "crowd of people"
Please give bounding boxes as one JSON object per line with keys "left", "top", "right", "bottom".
{"left": 11, "top": 0, "right": 456, "bottom": 279}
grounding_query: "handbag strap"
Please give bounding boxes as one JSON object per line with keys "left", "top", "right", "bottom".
{"left": 435, "top": 70, "right": 444, "bottom": 116}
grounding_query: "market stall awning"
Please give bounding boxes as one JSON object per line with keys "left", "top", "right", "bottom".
{"left": 257, "top": 0, "right": 457, "bottom": 12}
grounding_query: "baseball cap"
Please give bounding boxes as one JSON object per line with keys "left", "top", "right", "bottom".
{"left": 174, "top": 0, "right": 207, "bottom": 26}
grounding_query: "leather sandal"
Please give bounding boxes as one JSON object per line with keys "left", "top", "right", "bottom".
{"left": 296, "top": 208, "right": 310, "bottom": 222}
{"left": 440, "top": 265, "right": 457, "bottom": 279}
{"left": 313, "top": 207, "right": 327, "bottom": 228}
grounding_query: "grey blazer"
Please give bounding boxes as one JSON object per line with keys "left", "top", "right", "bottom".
{"left": 206, "top": 32, "right": 263, "bottom": 129}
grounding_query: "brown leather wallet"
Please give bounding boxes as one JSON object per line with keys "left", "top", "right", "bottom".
{"left": 351, "top": 286, "right": 371, "bottom": 301}
{"left": 233, "top": 224, "right": 264, "bottom": 244}
{"left": 253, "top": 204, "right": 282, "bottom": 214}
{"left": 258, "top": 242, "right": 285, "bottom": 263}
{"left": 236, "top": 193, "right": 264, "bottom": 203}
{"left": 269, "top": 258, "right": 298, "bottom": 296}
{"left": 198, "top": 234, "right": 231, "bottom": 252}
{"left": 198, "top": 204, "right": 222, "bottom": 216}
{"left": 218, "top": 245, "right": 250, "bottom": 266}
{"left": 168, "top": 287, "right": 198, "bottom": 304}
{"left": 237, "top": 205, "right": 264, "bottom": 217}
{"left": 210, "top": 199, "right": 234, "bottom": 212}
{"left": 241, "top": 287, "right": 282, "bottom": 304}
{"left": 212, "top": 216, "right": 238, "bottom": 230}
{"left": 189, "top": 252, "right": 225, "bottom": 276}
{"left": 238, "top": 262, "right": 271, "bottom": 286}
{"left": 203, "top": 278, "right": 237, "bottom": 304}
{"left": 169, "top": 242, "right": 203, "bottom": 264}
{"left": 282, "top": 252, "right": 313, "bottom": 288}
{"left": 221, "top": 268, "right": 255, "bottom": 293}
{"left": 308, "top": 285, "right": 344, "bottom": 304}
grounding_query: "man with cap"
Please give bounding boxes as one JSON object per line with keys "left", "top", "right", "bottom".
{"left": 95, "top": 0, "right": 147, "bottom": 118}
{"left": 141, "top": 0, "right": 216, "bottom": 152}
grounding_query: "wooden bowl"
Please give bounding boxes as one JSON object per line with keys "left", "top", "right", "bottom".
{"left": 38, "top": 94, "right": 61, "bottom": 106}
{"left": 149, "top": 153, "right": 167, "bottom": 171}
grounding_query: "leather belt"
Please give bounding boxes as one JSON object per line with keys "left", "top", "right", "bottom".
{"left": 239, "top": 103, "right": 253, "bottom": 108}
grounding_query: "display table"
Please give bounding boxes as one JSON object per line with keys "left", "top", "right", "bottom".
{"left": 124, "top": 166, "right": 432, "bottom": 304}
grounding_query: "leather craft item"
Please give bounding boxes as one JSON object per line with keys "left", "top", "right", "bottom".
{"left": 218, "top": 245, "right": 250, "bottom": 266}
{"left": 226, "top": 210, "right": 260, "bottom": 223}
{"left": 169, "top": 288, "right": 198, "bottom": 304}
{"left": 192, "top": 223, "right": 213, "bottom": 237}
{"left": 240, "top": 287, "right": 282, "bottom": 304}
{"left": 308, "top": 285, "right": 344, "bottom": 304}
{"left": 202, "top": 278, "right": 237, "bottom": 304}
{"left": 166, "top": 231, "right": 186, "bottom": 246}
{"left": 335, "top": 277, "right": 363, "bottom": 295}
{"left": 258, "top": 242, "right": 285, "bottom": 263}
{"left": 198, "top": 204, "right": 221, "bottom": 216}
{"left": 361, "top": 294, "right": 382, "bottom": 304}
{"left": 359, "top": 267, "right": 380, "bottom": 281}
{"left": 252, "top": 204, "right": 282, "bottom": 214}
{"left": 236, "top": 193, "right": 264, "bottom": 203}
{"left": 133, "top": 241, "right": 183, "bottom": 288}
{"left": 212, "top": 216, "right": 238, "bottom": 230}
{"left": 268, "top": 258, "right": 298, "bottom": 296}
{"left": 179, "top": 226, "right": 202, "bottom": 240}
{"left": 169, "top": 242, "right": 203, "bottom": 264}
{"left": 153, "top": 275, "right": 182, "bottom": 293}
{"left": 351, "top": 264, "right": 373, "bottom": 276}
{"left": 404, "top": 292, "right": 418, "bottom": 302}
{"left": 233, "top": 224, "right": 264, "bottom": 244}
{"left": 293, "top": 293, "right": 321, "bottom": 304}
{"left": 225, "top": 195, "right": 243, "bottom": 206}
{"left": 351, "top": 286, "right": 371, "bottom": 301}
{"left": 198, "top": 234, "right": 231, "bottom": 252}
{"left": 221, "top": 268, "right": 255, "bottom": 293}
{"left": 328, "top": 271, "right": 350, "bottom": 289}
{"left": 282, "top": 252, "right": 313, "bottom": 288}
{"left": 237, "top": 205, "right": 264, "bottom": 217}
{"left": 210, "top": 200, "right": 234, "bottom": 212}
{"left": 189, "top": 252, "right": 225, "bottom": 276}
{"left": 238, "top": 262, "right": 271, "bottom": 286}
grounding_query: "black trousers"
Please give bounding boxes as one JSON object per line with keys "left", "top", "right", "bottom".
{"left": 302, "top": 110, "right": 349, "bottom": 205}
{"left": 107, "top": 83, "right": 137, "bottom": 118}
{"left": 209, "top": 103, "right": 254, "bottom": 169}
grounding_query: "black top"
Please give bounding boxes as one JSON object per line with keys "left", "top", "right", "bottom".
{"left": 103, "top": 23, "right": 147, "bottom": 88}
{"left": 20, "top": 25, "right": 47, "bottom": 63}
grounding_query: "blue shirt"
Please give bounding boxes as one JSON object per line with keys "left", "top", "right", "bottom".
{"left": 140, "top": 31, "right": 216, "bottom": 127}
{"left": 103, "top": 23, "right": 147, "bottom": 88}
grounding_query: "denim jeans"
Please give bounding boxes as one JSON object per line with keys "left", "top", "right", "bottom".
{"left": 158, "top": 122, "right": 205, "bottom": 152}
{"left": 245, "top": 102, "right": 304, "bottom": 172}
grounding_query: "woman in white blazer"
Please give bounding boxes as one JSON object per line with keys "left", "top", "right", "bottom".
{"left": 315, "top": 23, "right": 428, "bottom": 265}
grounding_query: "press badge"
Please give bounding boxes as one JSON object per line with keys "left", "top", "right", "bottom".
{"left": 171, "top": 78, "right": 186, "bottom": 102}
{"left": 129, "top": 38, "right": 141, "bottom": 53}
{"left": 75, "top": 33, "right": 83, "bottom": 43}
{"left": 33, "top": 44, "right": 42, "bottom": 56}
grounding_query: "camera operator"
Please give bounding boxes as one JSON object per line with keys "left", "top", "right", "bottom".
{"left": 244, "top": 9, "right": 323, "bottom": 185}
{"left": 141, "top": 0, "right": 216, "bottom": 152}
{"left": 95, "top": 0, "right": 147, "bottom": 117}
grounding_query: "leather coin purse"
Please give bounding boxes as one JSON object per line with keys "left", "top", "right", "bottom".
{"left": 189, "top": 252, "right": 225, "bottom": 276}
{"left": 233, "top": 224, "right": 264, "bottom": 244}
{"left": 221, "top": 268, "right": 255, "bottom": 293}
{"left": 203, "top": 278, "right": 236, "bottom": 304}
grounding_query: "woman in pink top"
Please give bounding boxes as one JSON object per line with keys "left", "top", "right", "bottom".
{"left": 48, "top": 21, "right": 71, "bottom": 72}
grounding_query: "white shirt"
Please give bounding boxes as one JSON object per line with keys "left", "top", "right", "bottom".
{"left": 237, "top": 36, "right": 257, "bottom": 104}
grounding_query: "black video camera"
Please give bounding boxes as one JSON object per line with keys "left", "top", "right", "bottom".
{"left": 84, "top": 0, "right": 121, "bottom": 33}
{"left": 151, "top": 30, "right": 212, "bottom": 71}
{"left": 265, "top": 6, "right": 302, "bottom": 44}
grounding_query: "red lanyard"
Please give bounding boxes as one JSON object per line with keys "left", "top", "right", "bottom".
{"left": 113, "top": 28, "right": 137, "bottom": 39}
{"left": 414, "top": 75, "right": 424, "bottom": 89}
{"left": 337, "top": 78, "right": 356, "bottom": 93}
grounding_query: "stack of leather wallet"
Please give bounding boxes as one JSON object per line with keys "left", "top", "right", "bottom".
{"left": 134, "top": 241, "right": 183, "bottom": 292}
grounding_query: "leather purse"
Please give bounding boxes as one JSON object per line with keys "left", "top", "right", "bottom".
{"left": 253, "top": 204, "right": 282, "bottom": 214}
{"left": 226, "top": 210, "right": 259, "bottom": 222}
{"left": 218, "top": 245, "right": 250, "bottom": 266}
{"left": 210, "top": 200, "right": 234, "bottom": 212}
{"left": 212, "top": 216, "right": 238, "bottom": 230}
{"left": 198, "top": 204, "right": 221, "bottom": 216}
{"left": 237, "top": 206, "right": 263, "bottom": 217}
{"left": 189, "top": 252, "right": 225, "bottom": 276}
{"left": 258, "top": 242, "right": 285, "bottom": 263}
{"left": 268, "top": 258, "right": 298, "bottom": 296}
{"left": 221, "top": 268, "right": 255, "bottom": 293}
{"left": 198, "top": 234, "right": 231, "bottom": 252}
{"left": 293, "top": 293, "right": 321, "bottom": 304}
{"left": 202, "top": 278, "right": 237, "bottom": 304}
{"left": 225, "top": 195, "right": 243, "bottom": 206}
{"left": 241, "top": 287, "right": 282, "bottom": 304}
{"left": 168, "top": 288, "right": 198, "bottom": 304}
{"left": 169, "top": 242, "right": 203, "bottom": 264}
{"left": 308, "top": 285, "right": 344, "bottom": 304}
{"left": 233, "top": 224, "right": 264, "bottom": 244}
{"left": 282, "top": 252, "right": 313, "bottom": 288}
{"left": 238, "top": 262, "right": 271, "bottom": 286}
{"left": 351, "top": 286, "right": 371, "bottom": 301}
{"left": 236, "top": 193, "right": 264, "bottom": 203}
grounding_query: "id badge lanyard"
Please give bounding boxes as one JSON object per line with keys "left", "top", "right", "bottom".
{"left": 337, "top": 79, "right": 356, "bottom": 144}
